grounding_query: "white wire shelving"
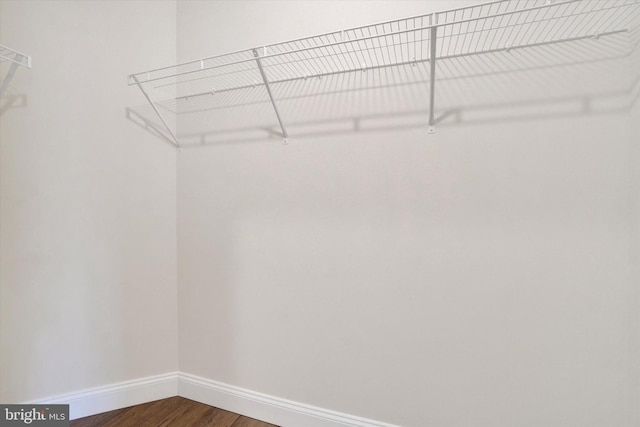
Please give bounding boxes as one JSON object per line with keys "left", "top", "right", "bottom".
{"left": 129, "top": 0, "right": 640, "bottom": 148}
{"left": 0, "top": 44, "right": 31, "bottom": 99}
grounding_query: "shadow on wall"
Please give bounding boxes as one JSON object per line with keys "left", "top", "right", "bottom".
{"left": 127, "top": 28, "right": 640, "bottom": 149}
{"left": 0, "top": 90, "right": 27, "bottom": 118}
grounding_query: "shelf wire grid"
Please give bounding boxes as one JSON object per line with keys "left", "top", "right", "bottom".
{"left": 436, "top": 0, "right": 640, "bottom": 58}
{"left": 131, "top": 0, "right": 638, "bottom": 91}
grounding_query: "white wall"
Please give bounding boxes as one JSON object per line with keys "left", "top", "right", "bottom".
{"left": 177, "top": 2, "right": 640, "bottom": 426}
{"left": 0, "top": 1, "right": 178, "bottom": 403}
{"left": 1, "top": 1, "right": 637, "bottom": 425}
{"left": 630, "top": 27, "right": 640, "bottom": 427}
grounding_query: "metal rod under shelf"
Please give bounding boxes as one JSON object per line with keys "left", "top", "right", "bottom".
{"left": 169, "top": 26, "right": 629, "bottom": 105}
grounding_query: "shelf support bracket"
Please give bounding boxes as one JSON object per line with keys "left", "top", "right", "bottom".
{"left": 131, "top": 75, "right": 181, "bottom": 149}
{"left": 428, "top": 14, "right": 438, "bottom": 134}
{"left": 253, "top": 48, "right": 289, "bottom": 143}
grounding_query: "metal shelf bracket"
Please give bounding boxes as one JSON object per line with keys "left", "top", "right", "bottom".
{"left": 428, "top": 13, "right": 438, "bottom": 134}
{"left": 253, "top": 48, "right": 289, "bottom": 143}
{"left": 131, "top": 75, "right": 181, "bottom": 148}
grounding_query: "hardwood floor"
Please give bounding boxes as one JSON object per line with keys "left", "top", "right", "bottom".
{"left": 69, "top": 396, "right": 278, "bottom": 427}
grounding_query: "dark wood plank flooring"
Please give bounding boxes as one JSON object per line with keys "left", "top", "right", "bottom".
{"left": 70, "top": 396, "right": 278, "bottom": 427}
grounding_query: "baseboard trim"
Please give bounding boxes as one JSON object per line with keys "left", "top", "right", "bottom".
{"left": 27, "top": 372, "right": 179, "bottom": 420}
{"left": 178, "top": 372, "right": 400, "bottom": 427}
{"left": 25, "top": 372, "right": 399, "bottom": 426}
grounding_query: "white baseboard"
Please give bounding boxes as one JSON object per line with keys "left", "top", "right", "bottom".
{"left": 25, "top": 372, "right": 400, "bottom": 426}
{"left": 178, "top": 372, "right": 400, "bottom": 427}
{"left": 28, "top": 372, "right": 179, "bottom": 420}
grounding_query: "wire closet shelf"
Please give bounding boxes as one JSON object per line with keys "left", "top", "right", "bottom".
{"left": 0, "top": 44, "right": 31, "bottom": 99}
{"left": 129, "top": 0, "right": 640, "bottom": 148}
